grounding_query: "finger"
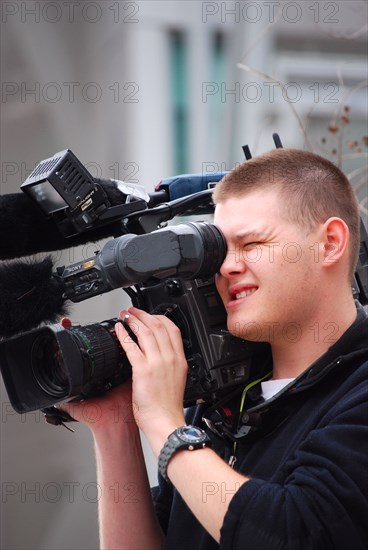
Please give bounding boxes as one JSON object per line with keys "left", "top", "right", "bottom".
{"left": 151, "top": 314, "right": 185, "bottom": 354}
{"left": 124, "top": 308, "right": 177, "bottom": 358}
{"left": 117, "top": 312, "right": 140, "bottom": 344}
{"left": 115, "top": 320, "right": 145, "bottom": 363}
{"left": 128, "top": 307, "right": 185, "bottom": 355}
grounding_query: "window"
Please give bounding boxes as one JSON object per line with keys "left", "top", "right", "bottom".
{"left": 169, "top": 29, "right": 188, "bottom": 174}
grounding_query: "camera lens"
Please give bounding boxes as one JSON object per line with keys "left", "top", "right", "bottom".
{"left": 69, "top": 321, "right": 132, "bottom": 397}
{"left": 31, "top": 333, "right": 69, "bottom": 398}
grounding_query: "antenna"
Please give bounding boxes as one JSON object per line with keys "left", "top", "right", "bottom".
{"left": 242, "top": 144, "right": 252, "bottom": 160}
{"left": 243, "top": 134, "right": 283, "bottom": 161}
{"left": 273, "top": 133, "right": 283, "bottom": 148}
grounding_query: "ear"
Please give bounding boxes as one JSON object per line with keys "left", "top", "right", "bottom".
{"left": 321, "top": 217, "right": 350, "bottom": 268}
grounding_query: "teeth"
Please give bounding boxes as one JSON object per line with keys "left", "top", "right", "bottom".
{"left": 235, "top": 288, "right": 256, "bottom": 299}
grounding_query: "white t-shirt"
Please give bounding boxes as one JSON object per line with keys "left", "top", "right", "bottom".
{"left": 261, "top": 378, "right": 295, "bottom": 401}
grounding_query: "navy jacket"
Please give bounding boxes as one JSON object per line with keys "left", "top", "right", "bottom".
{"left": 153, "top": 304, "right": 368, "bottom": 549}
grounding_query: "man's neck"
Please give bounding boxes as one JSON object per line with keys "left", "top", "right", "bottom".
{"left": 270, "top": 297, "right": 357, "bottom": 380}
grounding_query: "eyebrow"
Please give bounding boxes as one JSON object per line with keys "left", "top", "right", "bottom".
{"left": 233, "top": 230, "right": 271, "bottom": 244}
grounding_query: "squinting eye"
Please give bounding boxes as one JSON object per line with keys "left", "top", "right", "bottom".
{"left": 243, "top": 242, "right": 261, "bottom": 250}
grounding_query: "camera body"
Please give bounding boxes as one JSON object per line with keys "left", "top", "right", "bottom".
{"left": 0, "top": 275, "right": 266, "bottom": 413}
{"left": 139, "top": 276, "right": 265, "bottom": 406}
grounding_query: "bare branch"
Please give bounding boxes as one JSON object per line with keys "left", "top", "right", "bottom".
{"left": 236, "top": 63, "right": 313, "bottom": 150}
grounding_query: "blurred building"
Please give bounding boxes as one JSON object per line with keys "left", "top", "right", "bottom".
{"left": 1, "top": 2, "right": 367, "bottom": 548}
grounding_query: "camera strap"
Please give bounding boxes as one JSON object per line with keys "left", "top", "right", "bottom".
{"left": 42, "top": 406, "right": 77, "bottom": 432}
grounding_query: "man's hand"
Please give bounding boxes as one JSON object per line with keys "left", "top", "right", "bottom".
{"left": 56, "top": 318, "right": 137, "bottom": 435}
{"left": 115, "top": 307, "right": 188, "bottom": 455}
{"left": 57, "top": 381, "right": 137, "bottom": 433}
{"left": 57, "top": 307, "right": 188, "bottom": 453}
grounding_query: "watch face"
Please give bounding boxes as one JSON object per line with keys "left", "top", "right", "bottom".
{"left": 177, "top": 425, "right": 206, "bottom": 443}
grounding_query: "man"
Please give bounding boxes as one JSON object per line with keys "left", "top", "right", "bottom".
{"left": 62, "top": 148, "right": 368, "bottom": 549}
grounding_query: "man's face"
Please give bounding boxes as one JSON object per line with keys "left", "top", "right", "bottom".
{"left": 214, "top": 189, "right": 324, "bottom": 343}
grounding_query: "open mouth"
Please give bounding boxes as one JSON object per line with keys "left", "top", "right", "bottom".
{"left": 234, "top": 288, "right": 257, "bottom": 300}
{"left": 227, "top": 286, "right": 258, "bottom": 307}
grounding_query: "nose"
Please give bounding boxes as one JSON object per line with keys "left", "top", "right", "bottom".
{"left": 218, "top": 247, "right": 246, "bottom": 278}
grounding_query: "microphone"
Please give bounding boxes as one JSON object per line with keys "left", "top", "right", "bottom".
{"left": 0, "top": 256, "right": 68, "bottom": 338}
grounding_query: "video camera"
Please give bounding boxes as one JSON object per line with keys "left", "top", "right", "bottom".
{"left": 0, "top": 138, "right": 367, "bottom": 426}
{"left": 0, "top": 148, "right": 266, "bottom": 421}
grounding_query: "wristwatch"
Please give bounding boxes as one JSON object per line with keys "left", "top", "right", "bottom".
{"left": 158, "top": 425, "right": 212, "bottom": 482}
